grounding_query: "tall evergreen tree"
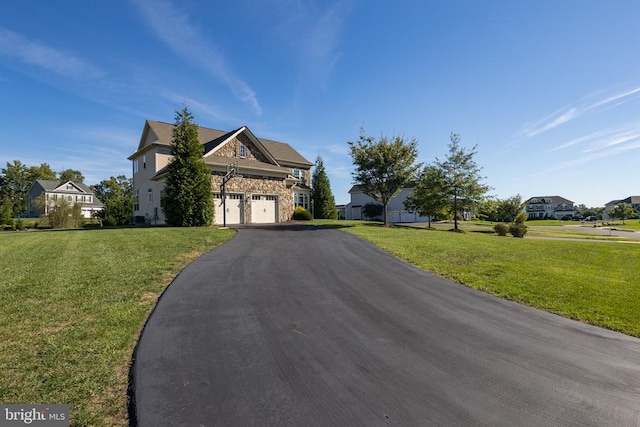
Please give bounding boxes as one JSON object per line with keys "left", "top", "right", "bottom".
{"left": 0, "top": 160, "right": 30, "bottom": 217}
{"left": 312, "top": 156, "right": 338, "bottom": 219}
{"left": 162, "top": 106, "right": 214, "bottom": 226}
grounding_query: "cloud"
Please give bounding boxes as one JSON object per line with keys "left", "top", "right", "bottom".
{"left": 550, "top": 121, "right": 640, "bottom": 153}
{"left": 299, "top": 1, "right": 351, "bottom": 89}
{"left": 131, "top": 0, "right": 261, "bottom": 115}
{"left": 520, "top": 86, "right": 640, "bottom": 138}
{"left": 0, "top": 28, "right": 103, "bottom": 80}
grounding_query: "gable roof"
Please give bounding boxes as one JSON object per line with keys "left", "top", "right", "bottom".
{"left": 33, "top": 179, "right": 93, "bottom": 194}
{"left": 130, "top": 120, "right": 312, "bottom": 167}
{"left": 605, "top": 196, "right": 640, "bottom": 206}
{"left": 525, "top": 196, "right": 574, "bottom": 205}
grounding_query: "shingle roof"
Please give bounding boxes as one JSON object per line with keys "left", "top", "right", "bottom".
{"left": 526, "top": 196, "right": 574, "bottom": 205}
{"left": 32, "top": 180, "right": 104, "bottom": 208}
{"left": 136, "top": 120, "right": 312, "bottom": 166}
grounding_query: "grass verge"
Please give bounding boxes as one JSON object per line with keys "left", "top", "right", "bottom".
{"left": 0, "top": 227, "right": 235, "bottom": 426}
{"left": 317, "top": 220, "right": 640, "bottom": 337}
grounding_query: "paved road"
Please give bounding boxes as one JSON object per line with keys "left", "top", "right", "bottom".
{"left": 131, "top": 224, "right": 640, "bottom": 426}
{"left": 533, "top": 224, "right": 640, "bottom": 240}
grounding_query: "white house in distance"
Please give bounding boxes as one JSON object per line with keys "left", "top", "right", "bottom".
{"left": 603, "top": 196, "right": 640, "bottom": 220}
{"left": 345, "top": 184, "right": 430, "bottom": 223}
{"left": 523, "top": 196, "right": 577, "bottom": 220}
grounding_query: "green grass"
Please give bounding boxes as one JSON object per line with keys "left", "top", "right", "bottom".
{"left": 317, "top": 220, "right": 640, "bottom": 337}
{"left": 0, "top": 227, "right": 235, "bottom": 426}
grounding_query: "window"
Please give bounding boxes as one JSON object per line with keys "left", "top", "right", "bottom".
{"left": 66, "top": 184, "right": 73, "bottom": 190}
{"left": 292, "top": 169, "right": 306, "bottom": 182}
{"left": 239, "top": 144, "right": 246, "bottom": 158}
{"left": 133, "top": 159, "right": 139, "bottom": 174}
{"left": 67, "top": 195, "right": 73, "bottom": 202}
{"left": 143, "top": 154, "right": 147, "bottom": 169}
{"left": 294, "top": 192, "right": 309, "bottom": 210}
{"left": 134, "top": 189, "right": 139, "bottom": 211}
{"left": 147, "top": 188, "right": 153, "bottom": 203}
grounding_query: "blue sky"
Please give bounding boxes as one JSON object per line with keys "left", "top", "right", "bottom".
{"left": 1, "top": 1, "right": 639, "bottom": 207}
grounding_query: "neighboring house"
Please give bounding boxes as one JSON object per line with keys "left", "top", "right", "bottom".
{"left": 345, "top": 184, "right": 431, "bottom": 223}
{"left": 128, "top": 120, "right": 313, "bottom": 225}
{"left": 27, "top": 180, "right": 104, "bottom": 219}
{"left": 603, "top": 196, "right": 640, "bottom": 220}
{"left": 523, "top": 196, "right": 577, "bottom": 220}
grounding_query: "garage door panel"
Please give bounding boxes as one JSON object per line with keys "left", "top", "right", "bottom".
{"left": 214, "top": 193, "right": 243, "bottom": 225}
{"left": 251, "top": 195, "right": 277, "bottom": 224}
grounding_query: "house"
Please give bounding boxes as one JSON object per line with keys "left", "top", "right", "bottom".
{"left": 345, "top": 184, "right": 431, "bottom": 223}
{"left": 523, "top": 196, "right": 577, "bottom": 220}
{"left": 603, "top": 196, "right": 640, "bottom": 220}
{"left": 27, "top": 180, "right": 104, "bottom": 219}
{"left": 128, "top": 120, "right": 313, "bottom": 225}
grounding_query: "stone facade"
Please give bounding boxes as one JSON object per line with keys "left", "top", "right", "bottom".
{"left": 211, "top": 172, "right": 295, "bottom": 223}
{"left": 214, "top": 134, "right": 271, "bottom": 163}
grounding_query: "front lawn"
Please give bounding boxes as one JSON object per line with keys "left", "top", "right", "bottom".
{"left": 0, "top": 227, "right": 235, "bottom": 426}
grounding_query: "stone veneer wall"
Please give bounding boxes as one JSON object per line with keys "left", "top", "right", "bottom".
{"left": 211, "top": 173, "right": 294, "bottom": 223}
{"left": 214, "top": 134, "right": 270, "bottom": 163}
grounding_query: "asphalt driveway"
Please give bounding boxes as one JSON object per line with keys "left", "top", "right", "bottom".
{"left": 130, "top": 224, "right": 640, "bottom": 426}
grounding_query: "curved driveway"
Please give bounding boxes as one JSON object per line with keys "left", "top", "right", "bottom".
{"left": 131, "top": 224, "right": 640, "bottom": 426}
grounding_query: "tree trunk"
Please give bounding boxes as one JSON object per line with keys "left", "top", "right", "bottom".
{"left": 453, "top": 194, "right": 458, "bottom": 230}
{"left": 383, "top": 202, "right": 388, "bottom": 226}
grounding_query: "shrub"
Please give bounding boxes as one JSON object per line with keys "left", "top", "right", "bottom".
{"left": 362, "top": 203, "right": 383, "bottom": 220}
{"left": 14, "top": 218, "right": 24, "bottom": 231}
{"left": 292, "top": 206, "right": 312, "bottom": 220}
{"left": 515, "top": 212, "right": 528, "bottom": 225}
{"left": 509, "top": 223, "right": 527, "bottom": 238}
{"left": 494, "top": 223, "right": 509, "bottom": 236}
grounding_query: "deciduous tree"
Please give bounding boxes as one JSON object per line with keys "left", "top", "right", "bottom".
{"left": 92, "top": 175, "right": 133, "bottom": 226}
{"left": 59, "top": 169, "right": 85, "bottom": 184}
{"left": 348, "top": 129, "right": 421, "bottom": 226}
{"left": 404, "top": 165, "right": 449, "bottom": 227}
{"left": 608, "top": 203, "right": 636, "bottom": 224}
{"left": 163, "top": 106, "right": 214, "bottom": 226}
{"left": 311, "top": 156, "right": 338, "bottom": 219}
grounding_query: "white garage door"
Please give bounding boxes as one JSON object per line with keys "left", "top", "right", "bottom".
{"left": 214, "top": 193, "right": 243, "bottom": 225}
{"left": 251, "top": 195, "right": 277, "bottom": 223}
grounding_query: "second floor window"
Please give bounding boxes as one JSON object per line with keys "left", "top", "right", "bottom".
{"left": 239, "top": 144, "right": 246, "bottom": 158}
{"left": 292, "top": 169, "right": 305, "bottom": 181}
{"left": 133, "top": 160, "right": 139, "bottom": 174}
{"left": 148, "top": 188, "right": 153, "bottom": 203}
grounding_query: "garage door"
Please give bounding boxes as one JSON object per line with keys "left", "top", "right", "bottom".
{"left": 251, "top": 195, "right": 277, "bottom": 223}
{"left": 214, "top": 193, "right": 243, "bottom": 225}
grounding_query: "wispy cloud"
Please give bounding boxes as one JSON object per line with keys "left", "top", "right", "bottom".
{"left": 299, "top": 1, "right": 352, "bottom": 90}
{"left": 550, "top": 121, "right": 640, "bottom": 153}
{"left": 131, "top": 0, "right": 261, "bottom": 115}
{"left": 0, "top": 28, "right": 103, "bottom": 80}
{"left": 520, "top": 86, "right": 640, "bottom": 138}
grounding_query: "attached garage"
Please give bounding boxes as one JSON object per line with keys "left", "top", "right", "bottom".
{"left": 214, "top": 193, "right": 244, "bottom": 225}
{"left": 251, "top": 195, "right": 278, "bottom": 224}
